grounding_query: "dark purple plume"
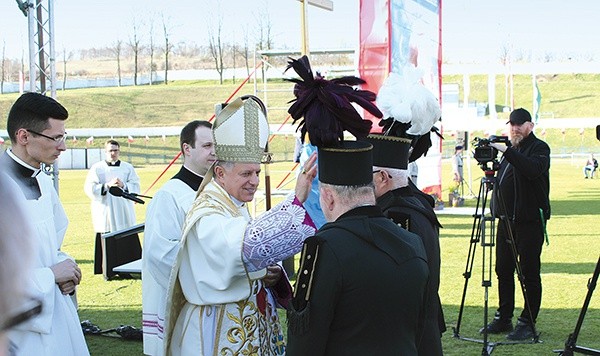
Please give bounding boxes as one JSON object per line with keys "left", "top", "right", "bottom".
{"left": 284, "top": 56, "right": 382, "bottom": 147}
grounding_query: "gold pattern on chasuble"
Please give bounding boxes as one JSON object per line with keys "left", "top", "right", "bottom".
{"left": 220, "top": 281, "right": 285, "bottom": 356}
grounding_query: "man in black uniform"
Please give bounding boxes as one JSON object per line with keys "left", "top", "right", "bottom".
{"left": 482, "top": 108, "right": 551, "bottom": 340}
{"left": 286, "top": 140, "right": 430, "bottom": 356}
{"left": 367, "top": 134, "right": 446, "bottom": 355}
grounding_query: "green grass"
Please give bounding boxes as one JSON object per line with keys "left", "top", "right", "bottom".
{"left": 2, "top": 75, "right": 600, "bottom": 161}
{"left": 54, "top": 157, "right": 600, "bottom": 355}
{"left": 2, "top": 76, "right": 600, "bottom": 354}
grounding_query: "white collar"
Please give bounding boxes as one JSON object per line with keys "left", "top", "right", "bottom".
{"left": 7, "top": 149, "right": 42, "bottom": 177}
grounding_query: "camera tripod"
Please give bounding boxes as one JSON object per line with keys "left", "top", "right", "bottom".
{"left": 453, "top": 163, "right": 540, "bottom": 355}
{"left": 554, "top": 256, "right": 600, "bottom": 356}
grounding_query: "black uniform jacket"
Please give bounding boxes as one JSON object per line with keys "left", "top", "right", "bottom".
{"left": 494, "top": 132, "right": 551, "bottom": 222}
{"left": 287, "top": 205, "right": 429, "bottom": 356}
{"left": 377, "top": 187, "right": 446, "bottom": 356}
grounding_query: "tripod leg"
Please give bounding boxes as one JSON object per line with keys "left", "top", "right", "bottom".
{"left": 454, "top": 178, "right": 486, "bottom": 337}
{"left": 562, "top": 256, "right": 600, "bottom": 354}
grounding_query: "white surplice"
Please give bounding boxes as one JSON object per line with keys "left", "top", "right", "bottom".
{"left": 142, "top": 171, "right": 201, "bottom": 355}
{"left": 84, "top": 160, "right": 140, "bottom": 233}
{"left": 162, "top": 179, "right": 315, "bottom": 356}
{"left": 5, "top": 156, "right": 89, "bottom": 356}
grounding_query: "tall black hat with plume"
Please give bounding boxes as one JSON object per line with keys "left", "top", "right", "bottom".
{"left": 285, "top": 55, "right": 383, "bottom": 148}
{"left": 285, "top": 56, "right": 382, "bottom": 186}
{"left": 286, "top": 56, "right": 383, "bottom": 186}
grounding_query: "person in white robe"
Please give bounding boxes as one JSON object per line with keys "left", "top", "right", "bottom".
{"left": 0, "top": 172, "right": 36, "bottom": 356}
{"left": 84, "top": 139, "right": 141, "bottom": 275}
{"left": 162, "top": 96, "right": 318, "bottom": 356}
{"left": 142, "top": 120, "right": 215, "bottom": 355}
{"left": 1, "top": 92, "right": 89, "bottom": 356}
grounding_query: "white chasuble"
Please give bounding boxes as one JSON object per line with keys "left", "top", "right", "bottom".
{"left": 163, "top": 180, "right": 315, "bottom": 356}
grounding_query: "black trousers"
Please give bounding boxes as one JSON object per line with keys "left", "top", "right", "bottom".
{"left": 495, "top": 219, "right": 545, "bottom": 324}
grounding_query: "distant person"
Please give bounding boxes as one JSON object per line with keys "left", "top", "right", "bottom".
{"left": 84, "top": 139, "right": 141, "bottom": 276}
{"left": 452, "top": 145, "right": 464, "bottom": 184}
{"left": 162, "top": 96, "right": 318, "bottom": 355}
{"left": 583, "top": 153, "right": 597, "bottom": 178}
{"left": 141, "top": 120, "right": 215, "bottom": 355}
{"left": 483, "top": 108, "right": 551, "bottom": 341}
{"left": 293, "top": 131, "right": 303, "bottom": 163}
{"left": 0, "top": 92, "right": 89, "bottom": 355}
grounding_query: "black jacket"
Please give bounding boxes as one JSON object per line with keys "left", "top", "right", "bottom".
{"left": 377, "top": 187, "right": 446, "bottom": 356}
{"left": 287, "top": 206, "right": 429, "bottom": 356}
{"left": 493, "top": 132, "right": 551, "bottom": 222}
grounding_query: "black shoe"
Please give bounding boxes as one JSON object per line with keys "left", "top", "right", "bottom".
{"left": 506, "top": 320, "right": 535, "bottom": 340}
{"left": 479, "top": 317, "right": 513, "bottom": 334}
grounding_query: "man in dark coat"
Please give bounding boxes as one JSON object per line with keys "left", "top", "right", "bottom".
{"left": 368, "top": 134, "right": 446, "bottom": 356}
{"left": 286, "top": 141, "right": 430, "bottom": 356}
{"left": 482, "top": 108, "right": 551, "bottom": 341}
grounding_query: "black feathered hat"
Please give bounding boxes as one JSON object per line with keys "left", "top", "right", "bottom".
{"left": 285, "top": 55, "right": 381, "bottom": 186}
{"left": 285, "top": 55, "right": 382, "bottom": 148}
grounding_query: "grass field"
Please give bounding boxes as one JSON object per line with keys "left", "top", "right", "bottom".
{"left": 53, "top": 156, "right": 600, "bottom": 356}
{"left": 2, "top": 76, "right": 599, "bottom": 354}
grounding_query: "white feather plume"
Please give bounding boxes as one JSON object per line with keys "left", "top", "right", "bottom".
{"left": 376, "top": 64, "right": 441, "bottom": 136}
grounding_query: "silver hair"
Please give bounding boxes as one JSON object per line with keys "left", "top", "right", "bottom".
{"left": 214, "top": 160, "right": 235, "bottom": 171}
{"left": 374, "top": 166, "right": 409, "bottom": 188}
{"left": 319, "top": 182, "right": 375, "bottom": 206}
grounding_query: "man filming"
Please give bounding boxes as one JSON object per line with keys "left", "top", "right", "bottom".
{"left": 481, "top": 108, "right": 551, "bottom": 341}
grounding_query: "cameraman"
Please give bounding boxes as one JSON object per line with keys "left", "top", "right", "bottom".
{"left": 482, "top": 108, "right": 551, "bottom": 341}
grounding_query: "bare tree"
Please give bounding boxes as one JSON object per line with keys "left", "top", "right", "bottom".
{"left": 238, "top": 24, "right": 251, "bottom": 77}
{"left": 1, "top": 40, "right": 5, "bottom": 94}
{"left": 61, "top": 48, "right": 73, "bottom": 91}
{"left": 498, "top": 44, "right": 510, "bottom": 66}
{"left": 542, "top": 51, "right": 555, "bottom": 63}
{"left": 161, "top": 14, "right": 173, "bottom": 85}
{"left": 111, "top": 40, "right": 124, "bottom": 87}
{"left": 148, "top": 18, "right": 156, "bottom": 85}
{"left": 255, "top": 0, "right": 273, "bottom": 52}
{"left": 129, "top": 19, "right": 144, "bottom": 86}
{"left": 207, "top": 13, "right": 225, "bottom": 84}
{"left": 231, "top": 41, "right": 237, "bottom": 84}
{"left": 254, "top": 0, "right": 274, "bottom": 81}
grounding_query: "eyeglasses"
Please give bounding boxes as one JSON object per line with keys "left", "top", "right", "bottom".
{"left": 0, "top": 298, "right": 43, "bottom": 333}
{"left": 27, "top": 129, "right": 67, "bottom": 144}
{"left": 373, "top": 170, "right": 392, "bottom": 178}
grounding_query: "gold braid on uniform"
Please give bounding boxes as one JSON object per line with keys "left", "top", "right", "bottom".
{"left": 287, "top": 236, "right": 323, "bottom": 335}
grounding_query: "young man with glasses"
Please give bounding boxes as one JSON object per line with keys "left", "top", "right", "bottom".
{"left": 0, "top": 92, "right": 89, "bottom": 355}
{"left": 84, "top": 139, "right": 141, "bottom": 277}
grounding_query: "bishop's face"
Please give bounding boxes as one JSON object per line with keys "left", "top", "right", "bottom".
{"left": 216, "top": 162, "right": 261, "bottom": 203}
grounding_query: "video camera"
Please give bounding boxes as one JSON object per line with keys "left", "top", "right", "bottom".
{"left": 472, "top": 135, "right": 511, "bottom": 167}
